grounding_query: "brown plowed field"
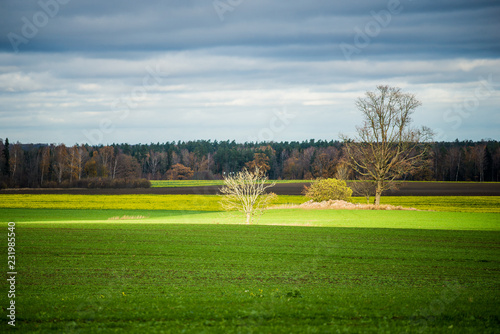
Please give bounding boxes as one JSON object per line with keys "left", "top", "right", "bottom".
{"left": 1, "top": 182, "right": 499, "bottom": 196}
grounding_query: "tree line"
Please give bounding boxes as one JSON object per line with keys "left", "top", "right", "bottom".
{"left": 0, "top": 138, "right": 499, "bottom": 188}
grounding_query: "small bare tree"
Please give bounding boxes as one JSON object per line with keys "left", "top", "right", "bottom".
{"left": 342, "top": 85, "right": 433, "bottom": 205}
{"left": 220, "top": 167, "right": 276, "bottom": 224}
{"left": 350, "top": 177, "right": 377, "bottom": 204}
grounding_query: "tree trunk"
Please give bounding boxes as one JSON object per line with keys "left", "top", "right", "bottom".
{"left": 57, "top": 165, "right": 63, "bottom": 184}
{"left": 112, "top": 158, "right": 118, "bottom": 179}
{"left": 374, "top": 180, "right": 383, "bottom": 206}
{"left": 246, "top": 212, "right": 251, "bottom": 224}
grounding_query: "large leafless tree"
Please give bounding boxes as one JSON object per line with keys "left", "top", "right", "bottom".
{"left": 342, "top": 85, "right": 433, "bottom": 205}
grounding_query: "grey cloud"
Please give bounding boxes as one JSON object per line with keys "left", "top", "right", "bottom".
{"left": 1, "top": 0, "right": 498, "bottom": 59}
{"left": 0, "top": 0, "right": 499, "bottom": 144}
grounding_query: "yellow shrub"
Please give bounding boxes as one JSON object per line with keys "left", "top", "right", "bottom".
{"left": 303, "top": 178, "right": 353, "bottom": 202}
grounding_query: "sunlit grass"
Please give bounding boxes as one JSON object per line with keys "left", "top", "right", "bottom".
{"left": 2, "top": 208, "right": 499, "bottom": 231}
{"left": 1, "top": 194, "right": 499, "bottom": 213}
{"left": 353, "top": 196, "right": 500, "bottom": 213}
{"left": 0, "top": 194, "right": 304, "bottom": 211}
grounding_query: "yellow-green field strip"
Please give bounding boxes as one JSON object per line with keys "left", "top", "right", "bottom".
{"left": 0, "top": 194, "right": 499, "bottom": 213}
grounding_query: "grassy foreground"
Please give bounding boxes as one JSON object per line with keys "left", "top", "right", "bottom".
{"left": 2, "top": 222, "right": 499, "bottom": 333}
{"left": 1, "top": 194, "right": 499, "bottom": 332}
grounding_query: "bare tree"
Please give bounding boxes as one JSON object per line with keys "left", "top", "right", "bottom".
{"left": 53, "top": 144, "right": 68, "bottom": 184}
{"left": 68, "top": 145, "right": 87, "bottom": 182}
{"left": 220, "top": 168, "right": 276, "bottom": 224}
{"left": 165, "top": 163, "right": 194, "bottom": 180}
{"left": 447, "top": 146, "right": 462, "bottom": 181}
{"left": 39, "top": 146, "right": 51, "bottom": 185}
{"left": 473, "top": 144, "right": 486, "bottom": 182}
{"left": 493, "top": 147, "right": 500, "bottom": 182}
{"left": 114, "top": 154, "right": 141, "bottom": 179}
{"left": 342, "top": 85, "right": 433, "bottom": 205}
{"left": 9, "top": 142, "right": 25, "bottom": 185}
{"left": 350, "top": 177, "right": 377, "bottom": 204}
{"left": 146, "top": 150, "right": 163, "bottom": 179}
{"left": 312, "top": 148, "right": 338, "bottom": 178}
{"left": 98, "top": 146, "right": 115, "bottom": 178}
{"left": 334, "top": 158, "right": 352, "bottom": 181}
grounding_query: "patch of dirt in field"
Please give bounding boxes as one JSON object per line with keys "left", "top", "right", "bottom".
{"left": 108, "top": 215, "right": 148, "bottom": 220}
{"left": 267, "top": 222, "right": 315, "bottom": 227}
{"left": 273, "top": 200, "right": 418, "bottom": 211}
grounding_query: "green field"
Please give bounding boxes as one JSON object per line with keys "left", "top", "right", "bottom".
{"left": 150, "top": 180, "right": 308, "bottom": 187}
{"left": 151, "top": 180, "right": 225, "bottom": 187}
{"left": 0, "top": 194, "right": 304, "bottom": 212}
{"left": 150, "top": 179, "right": 499, "bottom": 188}
{"left": 1, "top": 194, "right": 499, "bottom": 332}
{"left": 1, "top": 194, "right": 500, "bottom": 213}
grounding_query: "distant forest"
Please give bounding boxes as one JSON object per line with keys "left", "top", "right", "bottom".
{"left": 0, "top": 138, "right": 499, "bottom": 188}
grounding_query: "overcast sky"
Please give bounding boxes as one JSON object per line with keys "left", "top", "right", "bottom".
{"left": 0, "top": 0, "right": 499, "bottom": 145}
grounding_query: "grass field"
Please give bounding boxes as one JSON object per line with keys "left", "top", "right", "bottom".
{"left": 151, "top": 180, "right": 225, "bottom": 187}
{"left": 1, "top": 194, "right": 499, "bottom": 332}
{"left": 150, "top": 179, "right": 500, "bottom": 188}
{"left": 1, "top": 221, "right": 499, "bottom": 333}
{"left": 150, "top": 180, "right": 308, "bottom": 187}
{"left": 0, "top": 194, "right": 499, "bottom": 212}
{"left": 1, "top": 208, "right": 499, "bottom": 232}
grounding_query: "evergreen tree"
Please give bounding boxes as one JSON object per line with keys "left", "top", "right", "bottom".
{"left": 3, "top": 138, "right": 10, "bottom": 177}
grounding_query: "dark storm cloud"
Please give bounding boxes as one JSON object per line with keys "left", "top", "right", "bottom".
{"left": 0, "top": 0, "right": 499, "bottom": 144}
{"left": 1, "top": 0, "right": 498, "bottom": 57}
